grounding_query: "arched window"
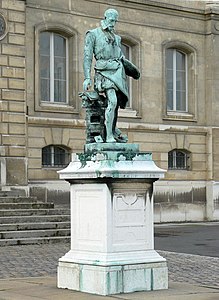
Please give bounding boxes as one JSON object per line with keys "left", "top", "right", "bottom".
{"left": 33, "top": 23, "right": 78, "bottom": 113}
{"left": 166, "top": 49, "right": 187, "bottom": 112}
{"left": 42, "top": 145, "right": 70, "bottom": 168}
{"left": 163, "top": 41, "right": 197, "bottom": 121}
{"left": 168, "top": 149, "right": 190, "bottom": 170}
{"left": 39, "top": 32, "right": 68, "bottom": 103}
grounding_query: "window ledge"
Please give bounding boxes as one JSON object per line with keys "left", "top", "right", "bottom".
{"left": 42, "top": 167, "right": 66, "bottom": 169}
{"left": 118, "top": 108, "right": 140, "bottom": 118}
{"left": 168, "top": 169, "right": 189, "bottom": 171}
{"left": 35, "top": 102, "right": 77, "bottom": 114}
{"left": 168, "top": 169, "right": 191, "bottom": 172}
{"left": 163, "top": 112, "right": 197, "bottom": 122}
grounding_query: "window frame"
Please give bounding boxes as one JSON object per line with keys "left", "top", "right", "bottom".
{"left": 121, "top": 42, "right": 133, "bottom": 108}
{"left": 40, "top": 32, "right": 69, "bottom": 104}
{"left": 162, "top": 41, "right": 197, "bottom": 122}
{"left": 168, "top": 149, "right": 191, "bottom": 170}
{"left": 34, "top": 22, "right": 79, "bottom": 114}
{"left": 42, "top": 145, "right": 70, "bottom": 168}
{"left": 166, "top": 48, "right": 188, "bottom": 113}
{"left": 118, "top": 34, "right": 142, "bottom": 118}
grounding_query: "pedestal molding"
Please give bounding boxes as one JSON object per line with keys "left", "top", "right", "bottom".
{"left": 59, "top": 249, "right": 166, "bottom": 266}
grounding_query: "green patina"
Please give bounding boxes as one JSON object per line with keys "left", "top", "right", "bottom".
{"left": 116, "top": 150, "right": 136, "bottom": 161}
{"left": 106, "top": 271, "right": 110, "bottom": 294}
{"left": 95, "top": 170, "right": 102, "bottom": 177}
{"left": 78, "top": 150, "right": 152, "bottom": 163}
{"left": 77, "top": 153, "right": 91, "bottom": 167}
{"left": 81, "top": 8, "right": 140, "bottom": 144}
{"left": 85, "top": 142, "right": 139, "bottom": 153}
{"left": 96, "top": 158, "right": 120, "bottom": 178}
{"left": 79, "top": 265, "right": 83, "bottom": 290}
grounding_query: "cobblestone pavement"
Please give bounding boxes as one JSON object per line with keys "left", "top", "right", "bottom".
{"left": 0, "top": 243, "right": 219, "bottom": 288}
{"left": 159, "top": 250, "right": 219, "bottom": 288}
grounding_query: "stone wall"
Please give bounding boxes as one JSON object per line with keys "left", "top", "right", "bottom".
{"left": 0, "top": 0, "right": 27, "bottom": 190}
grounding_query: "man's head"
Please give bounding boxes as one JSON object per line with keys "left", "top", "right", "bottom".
{"left": 104, "top": 8, "right": 119, "bottom": 31}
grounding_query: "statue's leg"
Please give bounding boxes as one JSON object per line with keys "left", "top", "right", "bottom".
{"left": 112, "top": 105, "right": 118, "bottom": 135}
{"left": 105, "top": 88, "right": 117, "bottom": 143}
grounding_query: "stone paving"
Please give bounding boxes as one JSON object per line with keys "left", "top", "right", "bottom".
{"left": 159, "top": 251, "right": 219, "bottom": 288}
{"left": 0, "top": 243, "right": 219, "bottom": 288}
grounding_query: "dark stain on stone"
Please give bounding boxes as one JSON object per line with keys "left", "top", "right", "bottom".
{"left": 154, "top": 187, "right": 206, "bottom": 204}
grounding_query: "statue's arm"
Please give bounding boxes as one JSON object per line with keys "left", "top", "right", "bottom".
{"left": 83, "top": 31, "right": 94, "bottom": 90}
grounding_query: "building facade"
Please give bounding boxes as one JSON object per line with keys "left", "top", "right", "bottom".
{"left": 0, "top": 0, "right": 219, "bottom": 222}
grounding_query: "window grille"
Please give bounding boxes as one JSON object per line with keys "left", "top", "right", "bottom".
{"left": 168, "top": 149, "right": 190, "bottom": 170}
{"left": 42, "top": 145, "right": 70, "bottom": 168}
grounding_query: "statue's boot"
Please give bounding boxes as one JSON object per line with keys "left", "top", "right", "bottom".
{"left": 114, "top": 128, "right": 128, "bottom": 143}
{"left": 106, "top": 135, "right": 116, "bottom": 143}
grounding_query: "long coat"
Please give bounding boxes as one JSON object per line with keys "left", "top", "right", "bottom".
{"left": 83, "top": 26, "right": 129, "bottom": 108}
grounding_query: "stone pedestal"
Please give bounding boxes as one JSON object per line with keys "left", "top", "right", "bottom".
{"left": 57, "top": 144, "right": 168, "bottom": 295}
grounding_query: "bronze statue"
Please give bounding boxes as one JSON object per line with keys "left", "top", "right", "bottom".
{"left": 82, "top": 8, "right": 140, "bottom": 143}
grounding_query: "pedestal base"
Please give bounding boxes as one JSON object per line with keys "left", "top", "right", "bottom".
{"left": 57, "top": 149, "right": 168, "bottom": 295}
{"left": 57, "top": 260, "right": 168, "bottom": 295}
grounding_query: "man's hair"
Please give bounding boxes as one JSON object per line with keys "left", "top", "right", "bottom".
{"left": 104, "top": 8, "right": 119, "bottom": 20}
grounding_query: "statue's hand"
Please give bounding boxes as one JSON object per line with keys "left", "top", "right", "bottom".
{"left": 83, "top": 78, "right": 92, "bottom": 91}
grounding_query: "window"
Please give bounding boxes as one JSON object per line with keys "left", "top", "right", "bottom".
{"left": 121, "top": 43, "right": 132, "bottom": 108}
{"left": 166, "top": 49, "right": 187, "bottom": 112}
{"left": 34, "top": 23, "right": 79, "bottom": 113}
{"left": 118, "top": 35, "right": 141, "bottom": 117}
{"left": 168, "top": 149, "right": 190, "bottom": 170}
{"left": 162, "top": 41, "right": 197, "bottom": 122}
{"left": 42, "top": 145, "right": 70, "bottom": 168}
{"left": 39, "top": 32, "right": 68, "bottom": 103}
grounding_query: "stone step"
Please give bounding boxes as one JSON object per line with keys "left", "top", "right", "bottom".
{"left": 0, "top": 214, "right": 70, "bottom": 224}
{"left": 0, "top": 208, "right": 69, "bottom": 217}
{"left": 0, "top": 236, "right": 70, "bottom": 246}
{"left": 0, "top": 192, "right": 71, "bottom": 246}
{"left": 0, "top": 196, "right": 38, "bottom": 203}
{"left": 0, "top": 228, "right": 70, "bottom": 240}
{"left": 0, "top": 221, "right": 70, "bottom": 231}
{"left": 0, "top": 202, "right": 54, "bottom": 210}
{"left": 0, "top": 190, "right": 26, "bottom": 197}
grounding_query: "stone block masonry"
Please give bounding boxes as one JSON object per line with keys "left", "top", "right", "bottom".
{"left": 0, "top": 0, "right": 27, "bottom": 188}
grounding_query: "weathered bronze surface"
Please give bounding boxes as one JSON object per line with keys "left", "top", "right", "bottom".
{"left": 80, "top": 8, "right": 140, "bottom": 144}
